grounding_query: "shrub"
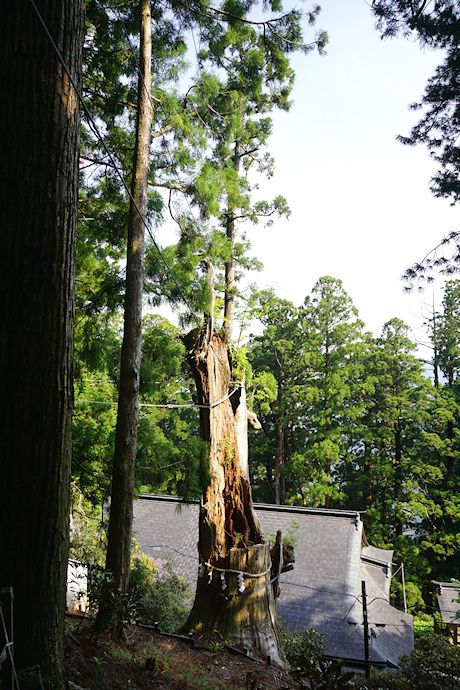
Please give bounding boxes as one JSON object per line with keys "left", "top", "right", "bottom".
{"left": 280, "top": 625, "right": 355, "bottom": 689}
{"left": 130, "top": 553, "right": 192, "bottom": 632}
{"left": 70, "top": 512, "right": 192, "bottom": 634}
{"left": 280, "top": 624, "right": 325, "bottom": 669}
{"left": 354, "top": 631, "right": 460, "bottom": 690}
{"left": 69, "top": 497, "right": 107, "bottom": 568}
{"left": 413, "top": 613, "right": 434, "bottom": 638}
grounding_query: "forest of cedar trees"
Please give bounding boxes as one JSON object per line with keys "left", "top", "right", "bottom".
{"left": 2, "top": 0, "right": 460, "bottom": 688}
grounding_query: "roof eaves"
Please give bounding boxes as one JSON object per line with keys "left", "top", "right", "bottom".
{"left": 254, "top": 502, "right": 364, "bottom": 520}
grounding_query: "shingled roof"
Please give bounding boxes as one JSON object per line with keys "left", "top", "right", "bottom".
{"left": 133, "top": 494, "right": 414, "bottom": 669}
{"left": 434, "top": 582, "right": 460, "bottom": 626}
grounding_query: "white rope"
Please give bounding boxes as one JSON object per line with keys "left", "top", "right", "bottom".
{"left": 76, "top": 384, "right": 240, "bottom": 410}
{"left": 202, "top": 560, "right": 271, "bottom": 578}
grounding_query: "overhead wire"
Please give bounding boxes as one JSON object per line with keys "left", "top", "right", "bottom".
{"left": 76, "top": 382, "right": 240, "bottom": 409}
{"left": 0, "top": 602, "right": 20, "bottom": 690}
{"left": 32, "top": 0, "right": 236, "bottom": 384}
{"left": 29, "top": 0, "right": 201, "bottom": 324}
{"left": 87, "top": 0, "right": 237, "bottom": 374}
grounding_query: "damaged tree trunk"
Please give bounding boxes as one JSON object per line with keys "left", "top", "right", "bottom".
{"left": 182, "top": 327, "right": 286, "bottom": 668}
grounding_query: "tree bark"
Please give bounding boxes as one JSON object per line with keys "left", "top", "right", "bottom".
{"left": 222, "top": 139, "right": 241, "bottom": 344}
{"left": 275, "top": 423, "right": 286, "bottom": 505}
{"left": 0, "top": 1, "right": 84, "bottom": 686}
{"left": 394, "top": 421, "right": 403, "bottom": 542}
{"left": 182, "top": 328, "right": 286, "bottom": 668}
{"left": 98, "top": 0, "right": 153, "bottom": 633}
{"left": 362, "top": 445, "right": 372, "bottom": 509}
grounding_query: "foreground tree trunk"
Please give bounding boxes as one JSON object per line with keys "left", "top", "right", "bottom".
{"left": 0, "top": 1, "right": 84, "bottom": 687}
{"left": 97, "top": 0, "right": 153, "bottom": 635}
{"left": 182, "top": 328, "right": 286, "bottom": 668}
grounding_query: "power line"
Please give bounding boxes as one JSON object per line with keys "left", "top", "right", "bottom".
{"left": 0, "top": 599, "right": 20, "bottom": 690}
{"left": 29, "top": 0, "right": 201, "bottom": 322}
{"left": 33, "top": 0, "right": 239, "bottom": 384}
{"left": 75, "top": 382, "right": 240, "bottom": 409}
{"left": 107, "top": 1, "right": 235, "bottom": 373}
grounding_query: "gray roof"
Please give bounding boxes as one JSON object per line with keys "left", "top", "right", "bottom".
{"left": 434, "top": 582, "right": 460, "bottom": 625}
{"left": 133, "top": 494, "right": 413, "bottom": 668}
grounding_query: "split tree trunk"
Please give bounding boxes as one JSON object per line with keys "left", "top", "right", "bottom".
{"left": 182, "top": 328, "right": 286, "bottom": 668}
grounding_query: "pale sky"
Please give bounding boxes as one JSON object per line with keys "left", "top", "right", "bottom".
{"left": 246, "top": 0, "right": 459, "bottom": 350}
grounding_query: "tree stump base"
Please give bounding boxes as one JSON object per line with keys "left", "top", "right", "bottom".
{"left": 217, "top": 544, "right": 286, "bottom": 669}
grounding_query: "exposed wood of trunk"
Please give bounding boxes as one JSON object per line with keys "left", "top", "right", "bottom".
{"left": 182, "top": 329, "right": 286, "bottom": 668}
{"left": 219, "top": 545, "right": 284, "bottom": 663}
{"left": 101, "top": 0, "right": 152, "bottom": 621}
{"left": 0, "top": 1, "right": 84, "bottom": 686}
{"left": 185, "top": 329, "right": 262, "bottom": 556}
{"left": 234, "top": 381, "right": 262, "bottom": 481}
{"left": 235, "top": 382, "right": 250, "bottom": 480}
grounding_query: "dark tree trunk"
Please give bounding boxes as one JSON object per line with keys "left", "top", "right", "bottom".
{"left": 275, "top": 424, "right": 286, "bottom": 505}
{"left": 222, "top": 139, "right": 241, "bottom": 344}
{"left": 182, "top": 328, "right": 286, "bottom": 668}
{"left": 362, "top": 444, "right": 372, "bottom": 508}
{"left": 0, "top": 1, "right": 84, "bottom": 687}
{"left": 394, "top": 422, "right": 403, "bottom": 541}
{"left": 98, "top": 0, "right": 153, "bottom": 634}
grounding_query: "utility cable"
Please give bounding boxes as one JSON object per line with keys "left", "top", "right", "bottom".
{"left": 29, "top": 0, "right": 201, "bottom": 323}
{"left": 33, "top": 0, "right": 256, "bottom": 379}
{"left": 0, "top": 602, "right": 20, "bottom": 690}
{"left": 76, "top": 382, "right": 240, "bottom": 409}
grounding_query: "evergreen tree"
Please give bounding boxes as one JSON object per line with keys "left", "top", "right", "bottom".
{"left": 349, "top": 320, "right": 433, "bottom": 580}
{"left": 248, "top": 278, "right": 365, "bottom": 509}
{"left": 248, "top": 290, "right": 302, "bottom": 504}
{"left": 371, "top": 0, "right": 460, "bottom": 281}
{"left": 0, "top": 1, "right": 84, "bottom": 686}
{"left": 291, "top": 276, "right": 365, "bottom": 508}
{"left": 136, "top": 314, "right": 209, "bottom": 499}
{"left": 176, "top": 2, "right": 326, "bottom": 664}
{"left": 96, "top": 0, "right": 154, "bottom": 635}
{"left": 416, "top": 280, "right": 460, "bottom": 591}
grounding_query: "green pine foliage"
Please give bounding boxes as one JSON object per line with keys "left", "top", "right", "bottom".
{"left": 372, "top": 1, "right": 460, "bottom": 283}
{"left": 73, "top": 314, "right": 209, "bottom": 512}
{"left": 248, "top": 277, "right": 460, "bottom": 609}
{"left": 72, "top": 0, "right": 460, "bottom": 621}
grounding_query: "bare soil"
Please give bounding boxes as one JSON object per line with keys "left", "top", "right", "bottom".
{"left": 64, "top": 616, "right": 300, "bottom": 689}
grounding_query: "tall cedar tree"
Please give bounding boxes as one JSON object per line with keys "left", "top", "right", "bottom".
{"left": 0, "top": 1, "right": 84, "bottom": 687}
{"left": 76, "top": 0, "right": 325, "bottom": 655}
{"left": 249, "top": 278, "right": 365, "bottom": 509}
{"left": 248, "top": 290, "right": 302, "bottom": 504}
{"left": 418, "top": 281, "right": 460, "bottom": 589}
{"left": 294, "top": 277, "right": 365, "bottom": 508}
{"left": 371, "top": 1, "right": 460, "bottom": 282}
{"left": 95, "top": 0, "right": 153, "bottom": 636}
{"left": 178, "top": 3, "right": 326, "bottom": 665}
